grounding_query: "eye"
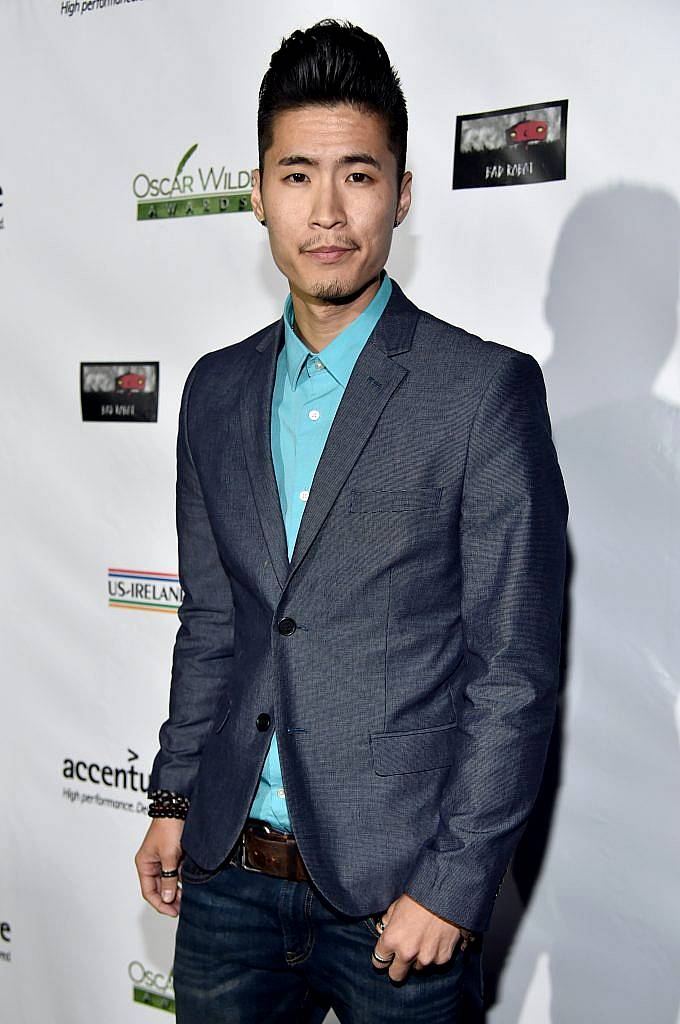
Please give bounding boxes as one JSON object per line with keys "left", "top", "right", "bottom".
{"left": 284, "top": 173, "right": 309, "bottom": 183}
{"left": 348, "top": 172, "right": 372, "bottom": 183}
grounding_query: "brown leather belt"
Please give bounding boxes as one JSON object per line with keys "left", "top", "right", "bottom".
{"left": 229, "top": 818, "right": 313, "bottom": 883}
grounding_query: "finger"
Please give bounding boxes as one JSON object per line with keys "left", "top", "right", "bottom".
{"left": 371, "top": 948, "right": 394, "bottom": 972}
{"left": 380, "top": 905, "right": 395, "bottom": 928}
{"left": 371, "top": 940, "right": 415, "bottom": 984}
{"left": 159, "top": 865, "right": 180, "bottom": 904}
{"left": 370, "top": 916, "right": 399, "bottom": 972}
{"left": 370, "top": 937, "right": 394, "bottom": 972}
{"left": 387, "top": 952, "right": 415, "bottom": 983}
{"left": 139, "top": 870, "right": 173, "bottom": 915}
{"left": 139, "top": 862, "right": 180, "bottom": 917}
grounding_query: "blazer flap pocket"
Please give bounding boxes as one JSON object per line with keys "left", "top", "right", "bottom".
{"left": 349, "top": 486, "right": 443, "bottom": 513}
{"left": 370, "top": 720, "right": 457, "bottom": 775}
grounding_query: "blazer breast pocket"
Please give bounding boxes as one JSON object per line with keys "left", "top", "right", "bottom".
{"left": 369, "top": 719, "right": 457, "bottom": 775}
{"left": 347, "top": 486, "right": 443, "bottom": 513}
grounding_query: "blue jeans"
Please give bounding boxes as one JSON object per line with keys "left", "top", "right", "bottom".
{"left": 173, "top": 851, "right": 484, "bottom": 1023}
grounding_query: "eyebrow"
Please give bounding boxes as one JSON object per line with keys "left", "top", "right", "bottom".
{"left": 276, "top": 153, "right": 382, "bottom": 171}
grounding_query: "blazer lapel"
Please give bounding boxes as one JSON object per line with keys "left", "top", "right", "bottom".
{"left": 239, "top": 317, "right": 291, "bottom": 591}
{"left": 239, "top": 279, "right": 420, "bottom": 594}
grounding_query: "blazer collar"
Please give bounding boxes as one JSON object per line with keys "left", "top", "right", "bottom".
{"left": 241, "top": 276, "right": 420, "bottom": 596}
{"left": 256, "top": 275, "right": 418, "bottom": 358}
{"left": 282, "top": 269, "right": 393, "bottom": 390}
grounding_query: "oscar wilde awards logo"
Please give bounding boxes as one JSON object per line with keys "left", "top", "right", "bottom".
{"left": 453, "top": 98, "right": 568, "bottom": 189}
{"left": 133, "top": 142, "right": 254, "bottom": 221}
{"left": 128, "top": 959, "right": 175, "bottom": 1013}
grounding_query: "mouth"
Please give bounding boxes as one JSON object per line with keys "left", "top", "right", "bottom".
{"left": 305, "top": 247, "right": 357, "bottom": 264}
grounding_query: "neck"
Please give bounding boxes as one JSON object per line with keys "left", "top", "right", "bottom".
{"left": 289, "top": 272, "right": 383, "bottom": 353}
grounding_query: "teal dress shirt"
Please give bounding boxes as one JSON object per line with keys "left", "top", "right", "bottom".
{"left": 246, "top": 269, "right": 393, "bottom": 830}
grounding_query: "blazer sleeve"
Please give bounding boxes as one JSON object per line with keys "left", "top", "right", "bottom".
{"left": 402, "top": 350, "right": 569, "bottom": 932}
{"left": 148, "top": 358, "right": 237, "bottom": 799}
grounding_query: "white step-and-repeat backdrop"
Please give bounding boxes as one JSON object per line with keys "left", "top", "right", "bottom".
{"left": 2, "top": 1, "right": 678, "bottom": 1021}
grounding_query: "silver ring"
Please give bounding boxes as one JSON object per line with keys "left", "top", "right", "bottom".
{"left": 372, "top": 949, "right": 395, "bottom": 963}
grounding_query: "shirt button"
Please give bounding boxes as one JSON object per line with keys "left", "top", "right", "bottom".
{"left": 299, "top": 490, "right": 309, "bottom": 501}
{"left": 315, "top": 360, "right": 324, "bottom": 369}
{"left": 277, "top": 788, "right": 285, "bottom": 798}
{"left": 309, "top": 409, "right": 320, "bottom": 420}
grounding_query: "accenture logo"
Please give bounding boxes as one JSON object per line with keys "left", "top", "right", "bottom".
{"left": 62, "top": 749, "right": 152, "bottom": 816}
{"left": 63, "top": 748, "right": 148, "bottom": 793}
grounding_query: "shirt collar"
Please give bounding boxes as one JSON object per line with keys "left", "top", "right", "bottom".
{"left": 282, "top": 270, "right": 393, "bottom": 391}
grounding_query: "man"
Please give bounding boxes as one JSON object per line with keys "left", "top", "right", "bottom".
{"left": 135, "top": 18, "right": 568, "bottom": 1023}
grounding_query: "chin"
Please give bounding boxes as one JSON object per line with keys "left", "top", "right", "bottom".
{"left": 309, "top": 278, "right": 352, "bottom": 301}
{"left": 309, "top": 270, "right": 378, "bottom": 305}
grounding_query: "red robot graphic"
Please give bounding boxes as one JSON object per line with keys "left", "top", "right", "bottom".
{"left": 506, "top": 120, "right": 548, "bottom": 145}
{"left": 115, "top": 373, "right": 146, "bottom": 393}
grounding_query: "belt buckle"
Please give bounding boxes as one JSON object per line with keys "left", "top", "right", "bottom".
{"left": 238, "top": 819, "right": 291, "bottom": 874}
{"left": 238, "top": 830, "right": 263, "bottom": 873}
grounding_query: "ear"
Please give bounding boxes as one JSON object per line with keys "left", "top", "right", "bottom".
{"left": 251, "top": 168, "right": 266, "bottom": 224}
{"left": 394, "top": 170, "right": 413, "bottom": 228}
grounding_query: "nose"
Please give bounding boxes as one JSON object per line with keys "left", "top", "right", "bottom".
{"left": 309, "top": 179, "right": 346, "bottom": 231}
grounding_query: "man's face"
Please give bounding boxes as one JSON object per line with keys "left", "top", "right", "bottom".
{"left": 251, "top": 102, "right": 411, "bottom": 302}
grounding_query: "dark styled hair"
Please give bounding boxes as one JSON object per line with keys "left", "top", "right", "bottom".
{"left": 257, "top": 19, "right": 408, "bottom": 192}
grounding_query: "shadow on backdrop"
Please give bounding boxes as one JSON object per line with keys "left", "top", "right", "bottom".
{"left": 484, "top": 183, "right": 680, "bottom": 1024}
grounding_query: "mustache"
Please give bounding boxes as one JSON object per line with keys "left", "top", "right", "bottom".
{"left": 299, "top": 238, "right": 358, "bottom": 252}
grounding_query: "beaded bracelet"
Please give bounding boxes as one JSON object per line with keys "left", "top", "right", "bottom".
{"left": 147, "top": 788, "right": 190, "bottom": 819}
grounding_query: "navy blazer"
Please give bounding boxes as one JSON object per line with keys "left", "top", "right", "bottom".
{"left": 149, "top": 278, "right": 569, "bottom": 932}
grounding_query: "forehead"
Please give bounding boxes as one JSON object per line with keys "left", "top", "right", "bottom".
{"left": 269, "top": 103, "right": 391, "bottom": 158}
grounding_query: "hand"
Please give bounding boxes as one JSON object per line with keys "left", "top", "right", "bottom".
{"left": 135, "top": 818, "right": 185, "bottom": 917}
{"left": 369, "top": 893, "right": 470, "bottom": 982}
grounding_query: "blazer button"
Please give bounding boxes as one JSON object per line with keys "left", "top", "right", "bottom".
{"left": 277, "top": 617, "right": 297, "bottom": 635}
{"left": 256, "top": 713, "right": 270, "bottom": 731}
